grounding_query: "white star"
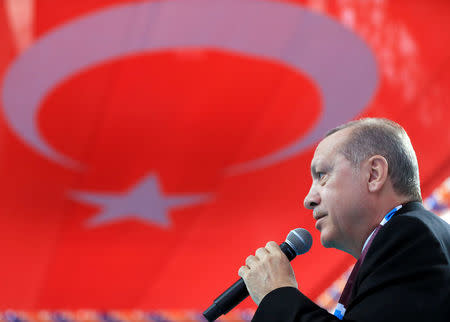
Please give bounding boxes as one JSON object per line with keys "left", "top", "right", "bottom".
{"left": 70, "top": 174, "right": 211, "bottom": 228}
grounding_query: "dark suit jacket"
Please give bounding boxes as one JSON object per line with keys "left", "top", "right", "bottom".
{"left": 252, "top": 202, "right": 450, "bottom": 322}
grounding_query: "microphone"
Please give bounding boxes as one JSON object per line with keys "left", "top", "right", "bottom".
{"left": 203, "top": 228, "right": 313, "bottom": 322}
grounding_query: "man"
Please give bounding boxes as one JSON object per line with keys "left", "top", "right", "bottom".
{"left": 239, "top": 118, "right": 450, "bottom": 321}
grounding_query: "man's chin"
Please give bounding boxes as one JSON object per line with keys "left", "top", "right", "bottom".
{"left": 319, "top": 233, "right": 336, "bottom": 249}
{"left": 321, "top": 241, "right": 335, "bottom": 248}
{"left": 320, "top": 236, "right": 348, "bottom": 254}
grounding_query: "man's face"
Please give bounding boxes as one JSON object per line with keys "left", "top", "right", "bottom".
{"left": 303, "top": 128, "right": 368, "bottom": 253}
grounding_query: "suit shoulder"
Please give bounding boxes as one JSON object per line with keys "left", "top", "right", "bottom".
{"left": 390, "top": 207, "right": 450, "bottom": 245}
{"left": 381, "top": 208, "right": 450, "bottom": 264}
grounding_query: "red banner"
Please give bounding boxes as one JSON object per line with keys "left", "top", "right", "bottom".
{"left": 0, "top": 0, "right": 449, "bottom": 311}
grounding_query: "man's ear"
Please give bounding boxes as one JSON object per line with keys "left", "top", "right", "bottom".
{"left": 366, "top": 155, "right": 389, "bottom": 193}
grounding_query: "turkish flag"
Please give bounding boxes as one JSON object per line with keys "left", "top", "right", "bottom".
{"left": 0, "top": 0, "right": 449, "bottom": 311}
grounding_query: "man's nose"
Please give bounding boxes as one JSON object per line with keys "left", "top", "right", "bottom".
{"left": 303, "top": 185, "right": 320, "bottom": 209}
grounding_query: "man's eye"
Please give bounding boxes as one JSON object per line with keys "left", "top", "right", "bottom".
{"left": 317, "top": 172, "right": 325, "bottom": 179}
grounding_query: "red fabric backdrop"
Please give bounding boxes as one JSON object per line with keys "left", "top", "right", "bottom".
{"left": 0, "top": 0, "right": 449, "bottom": 311}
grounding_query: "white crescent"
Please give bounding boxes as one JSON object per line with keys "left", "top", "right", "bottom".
{"left": 1, "top": 0, "right": 378, "bottom": 173}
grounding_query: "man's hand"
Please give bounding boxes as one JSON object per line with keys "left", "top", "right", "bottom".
{"left": 238, "top": 241, "right": 298, "bottom": 305}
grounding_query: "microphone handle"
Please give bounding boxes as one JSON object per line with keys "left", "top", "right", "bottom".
{"left": 203, "top": 242, "right": 297, "bottom": 321}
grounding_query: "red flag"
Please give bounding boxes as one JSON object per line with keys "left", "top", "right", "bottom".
{"left": 0, "top": 0, "right": 449, "bottom": 310}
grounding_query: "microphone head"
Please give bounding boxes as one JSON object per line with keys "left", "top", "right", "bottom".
{"left": 285, "top": 228, "right": 313, "bottom": 255}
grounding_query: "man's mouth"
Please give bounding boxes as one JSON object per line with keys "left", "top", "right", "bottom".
{"left": 313, "top": 212, "right": 327, "bottom": 221}
{"left": 314, "top": 213, "right": 327, "bottom": 230}
{"left": 315, "top": 216, "right": 326, "bottom": 230}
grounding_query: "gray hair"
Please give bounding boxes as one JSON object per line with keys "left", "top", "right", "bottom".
{"left": 326, "top": 118, "right": 422, "bottom": 202}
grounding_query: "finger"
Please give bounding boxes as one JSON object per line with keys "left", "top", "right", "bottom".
{"left": 255, "top": 247, "right": 269, "bottom": 259}
{"left": 245, "top": 255, "right": 259, "bottom": 267}
{"left": 238, "top": 265, "right": 249, "bottom": 278}
{"left": 265, "top": 241, "right": 282, "bottom": 254}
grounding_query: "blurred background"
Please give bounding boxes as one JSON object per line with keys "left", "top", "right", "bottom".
{"left": 0, "top": 0, "right": 449, "bottom": 321}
